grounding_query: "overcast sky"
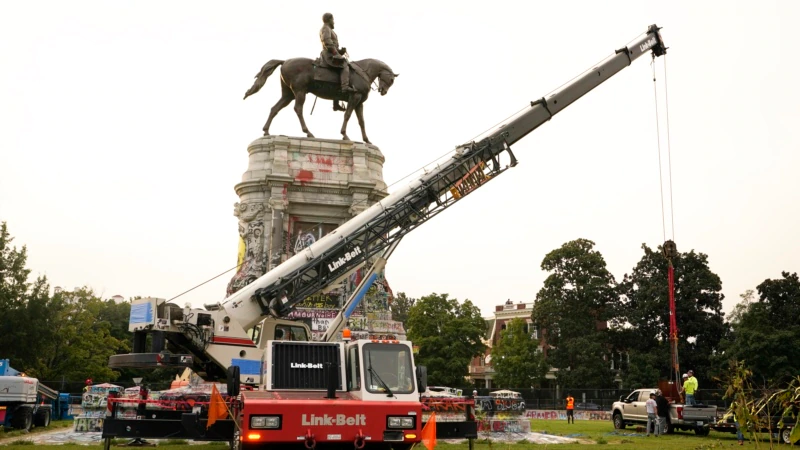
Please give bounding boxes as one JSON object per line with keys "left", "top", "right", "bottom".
{"left": 1, "top": 0, "right": 798, "bottom": 318}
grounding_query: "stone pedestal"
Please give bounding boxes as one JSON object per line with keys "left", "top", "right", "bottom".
{"left": 228, "top": 135, "right": 404, "bottom": 341}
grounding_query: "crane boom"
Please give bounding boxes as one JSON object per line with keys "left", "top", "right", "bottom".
{"left": 221, "top": 24, "right": 667, "bottom": 330}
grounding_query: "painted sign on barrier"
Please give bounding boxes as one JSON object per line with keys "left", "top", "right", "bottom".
{"left": 523, "top": 409, "right": 612, "bottom": 421}
{"left": 474, "top": 395, "right": 526, "bottom": 416}
{"left": 477, "top": 419, "right": 531, "bottom": 433}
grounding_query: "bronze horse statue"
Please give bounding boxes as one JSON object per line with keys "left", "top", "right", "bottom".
{"left": 243, "top": 58, "right": 398, "bottom": 144}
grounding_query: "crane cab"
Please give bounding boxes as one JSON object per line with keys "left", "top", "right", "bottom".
{"left": 260, "top": 339, "right": 426, "bottom": 401}
{"left": 239, "top": 339, "right": 427, "bottom": 449}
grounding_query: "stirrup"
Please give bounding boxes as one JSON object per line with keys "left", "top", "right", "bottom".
{"left": 340, "top": 85, "right": 355, "bottom": 93}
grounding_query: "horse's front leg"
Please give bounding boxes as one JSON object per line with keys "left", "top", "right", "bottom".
{"left": 293, "top": 91, "right": 314, "bottom": 138}
{"left": 340, "top": 93, "right": 362, "bottom": 141}
{"left": 355, "top": 103, "right": 370, "bottom": 144}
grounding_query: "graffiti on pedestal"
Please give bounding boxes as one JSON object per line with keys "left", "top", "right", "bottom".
{"left": 287, "top": 221, "right": 338, "bottom": 258}
{"left": 369, "top": 320, "right": 405, "bottom": 334}
{"left": 295, "top": 293, "right": 342, "bottom": 309}
{"left": 227, "top": 202, "right": 267, "bottom": 296}
{"left": 227, "top": 207, "right": 402, "bottom": 338}
{"left": 287, "top": 309, "right": 338, "bottom": 320}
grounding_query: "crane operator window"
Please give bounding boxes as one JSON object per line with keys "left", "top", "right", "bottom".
{"left": 248, "top": 325, "right": 262, "bottom": 345}
{"left": 363, "top": 344, "right": 414, "bottom": 395}
{"left": 274, "top": 325, "right": 309, "bottom": 341}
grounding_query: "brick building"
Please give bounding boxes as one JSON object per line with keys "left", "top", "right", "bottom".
{"left": 467, "top": 300, "right": 549, "bottom": 388}
{"left": 467, "top": 299, "right": 613, "bottom": 389}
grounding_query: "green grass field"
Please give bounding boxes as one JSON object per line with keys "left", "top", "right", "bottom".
{"left": 0, "top": 419, "right": 73, "bottom": 440}
{"left": 0, "top": 419, "right": 783, "bottom": 449}
{"left": 521, "top": 419, "right": 760, "bottom": 448}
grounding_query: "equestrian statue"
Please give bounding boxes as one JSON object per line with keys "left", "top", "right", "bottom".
{"left": 243, "top": 13, "right": 399, "bottom": 144}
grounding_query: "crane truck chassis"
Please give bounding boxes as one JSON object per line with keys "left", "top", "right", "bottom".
{"left": 104, "top": 24, "right": 667, "bottom": 449}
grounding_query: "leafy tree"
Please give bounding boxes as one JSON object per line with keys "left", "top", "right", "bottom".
{"left": 28, "top": 288, "right": 127, "bottom": 381}
{"left": 619, "top": 348, "right": 663, "bottom": 390}
{"left": 530, "top": 238, "right": 617, "bottom": 388}
{"left": 491, "top": 318, "right": 548, "bottom": 388}
{"left": 0, "top": 223, "right": 58, "bottom": 374}
{"left": 17, "top": 275, "right": 57, "bottom": 373}
{"left": 728, "top": 289, "right": 755, "bottom": 326}
{"left": 615, "top": 243, "right": 727, "bottom": 386}
{"left": 0, "top": 223, "right": 156, "bottom": 384}
{"left": 755, "top": 272, "right": 800, "bottom": 330}
{"left": 722, "top": 272, "right": 800, "bottom": 384}
{"left": 0, "top": 222, "right": 33, "bottom": 365}
{"left": 0, "top": 222, "right": 30, "bottom": 302}
{"left": 98, "top": 299, "right": 133, "bottom": 352}
{"left": 407, "top": 293, "right": 486, "bottom": 388}
{"left": 390, "top": 292, "right": 415, "bottom": 325}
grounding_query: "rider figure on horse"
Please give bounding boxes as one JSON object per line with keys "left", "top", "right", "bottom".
{"left": 319, "top": 13, "right": 355, "bottom": 94}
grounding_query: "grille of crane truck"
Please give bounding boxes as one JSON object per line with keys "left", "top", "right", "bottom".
{"left": 270, "top": 342, "right": 343, "bottom": 390}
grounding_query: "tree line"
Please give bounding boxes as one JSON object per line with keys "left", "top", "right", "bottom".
{"left": 400, "top": 238, "right": 799, "bottom": 392}
{"left": 2, "top": 222, "right": 797, "bottom": 392}
{"left": 0, "top": 222, "right": 179, "bottom": 386}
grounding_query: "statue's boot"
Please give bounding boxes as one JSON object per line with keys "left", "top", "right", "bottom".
{"left": 340, "top": 64, "right": 354, "bottom": 93}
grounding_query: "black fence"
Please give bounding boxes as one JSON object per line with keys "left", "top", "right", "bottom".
{"left": 44, "top": 380, "right": 735, "bottom": 412}
{"left": 472, "top": 388, "right": 733, "bottom": 411}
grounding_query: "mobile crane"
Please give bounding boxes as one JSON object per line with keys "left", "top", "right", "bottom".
{"left": 105, "top": 24, "right": 666, "bottom": 450}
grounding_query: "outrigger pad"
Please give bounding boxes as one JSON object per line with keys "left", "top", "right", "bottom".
{"left": 108, "top": 352, "right": 194, "bottom": 369}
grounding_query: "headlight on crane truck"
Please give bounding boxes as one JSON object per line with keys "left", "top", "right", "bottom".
{"left": 387, "top": 416, "right": 416, "bottom": 429}
{"left": 250, "top": 415, "right": 281, "bottom": 429}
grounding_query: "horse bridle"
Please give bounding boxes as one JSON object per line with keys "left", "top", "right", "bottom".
{"left": 373, "top": 72, "right": 393, "bottom": 92}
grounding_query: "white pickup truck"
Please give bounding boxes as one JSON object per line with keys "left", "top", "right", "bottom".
{"left": 611, "top": 389, "right": 717, "bottom": 435}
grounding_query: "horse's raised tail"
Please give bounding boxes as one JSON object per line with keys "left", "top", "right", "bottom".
{"left": 243, "top": 59, "right": 284, "bottom": 100}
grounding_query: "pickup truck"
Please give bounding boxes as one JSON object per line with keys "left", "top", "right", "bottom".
{"left": 611, "top": 389, "right": 717, "bottom": 435}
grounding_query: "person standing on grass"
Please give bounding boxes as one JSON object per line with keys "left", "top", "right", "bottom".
{"left": 566, "top": 393, "right": 575, "bottom": 424}
{"left": 655, "top": 389, "right": 669, "bottom": 435}
{"left": 645, "top": 391, "right": 659, "bottom": 436}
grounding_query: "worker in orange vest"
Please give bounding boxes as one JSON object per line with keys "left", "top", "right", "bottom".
{"left": 566, "top": 394, "right": 575, "bottom": 424}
